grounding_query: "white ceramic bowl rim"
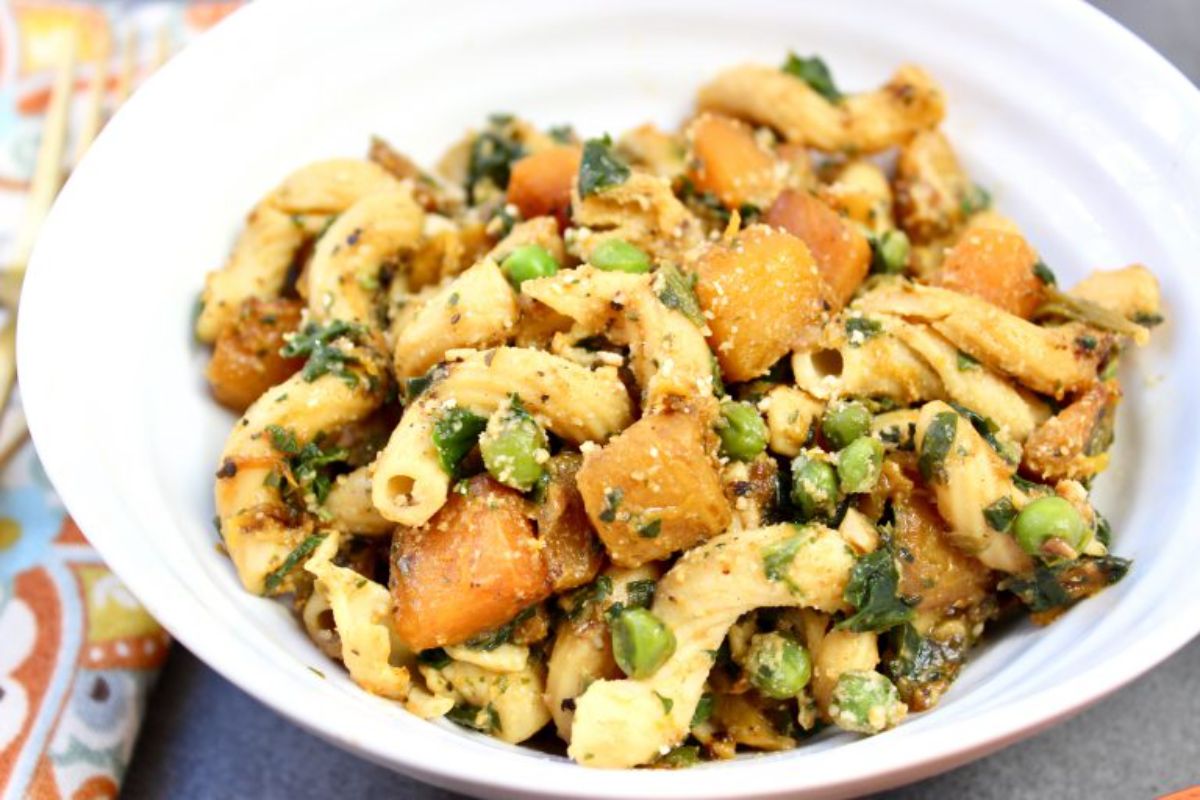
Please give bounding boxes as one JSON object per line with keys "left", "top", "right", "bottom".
{"left": 19, "top": 1, "right": 1200, "bottom": 797}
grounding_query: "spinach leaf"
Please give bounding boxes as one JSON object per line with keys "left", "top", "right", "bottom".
{"left": 656, "top": 266, "right": 705, "bottom": 326}
{"left": 837, "top": 550, "right": 915, "bottom": 632}
{"left": 263, "top": 533, "right": 326, "bottom": 594}
{"left": 845, "top": 316, "right": 882, "bottom": 346}
{"left": 885, "top": 623, "right": 967, "bottom": 710}
{"left": 466, "top": 122, "right": 525, "bottom": 204}
{"left": 265, "top": 425, "right": 349, "bottom": 509}
{"left": 917, "top": 411, "right": 957, "bottom": 482}
{"left": 280, "top": 319, "right": 365, "bottom": 386}
{"left": 1032, "top": 259, "right": 1058, "bottom": 287}
{"left": 781, "top": 53, "right": 843, "bottom": 103}
{"left": 983, "top": 496, "right": 1017, "bottom": 532}
{"left": 578, "top": 135, "right": 630, "bottom": 196}
{"left": 432, "top": 407, "right": 487, "bottom": 476}
{"left": 1001, "top": 556, "right": 1131, "bottom": 613}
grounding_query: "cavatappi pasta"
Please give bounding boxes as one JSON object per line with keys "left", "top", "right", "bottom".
{"left": 197, "top": 53, "right": 1163, "bottom": 768}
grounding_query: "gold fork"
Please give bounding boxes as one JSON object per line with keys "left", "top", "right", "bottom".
{"left": 0, "top": 21, "right": 174, "bottom": 468}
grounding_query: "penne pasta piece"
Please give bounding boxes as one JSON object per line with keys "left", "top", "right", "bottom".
{"left": 857, "top": 280, "right": 1105, "bottom": 398}
{"left": 306, "top": 185, "right": 424, "bottom": 330}
{"left": 215, "top": 338, "right": 390, "bottom": 594}
{"left": 697, "top": 64, "right": 944, "bottom": 154}
{"left": 392, "top": 258, "right": 518, "bottom": 379}
{"left": 197, "top": 160, "right": 401, "bottom": 341}
{"left": 324, "top": 466, "right": 393, "bottom": 536}
{"left": 372, "top": 347, "right": 633, "bottom": 526}
{"left": 913, "top": 401, "right": 1031, "bottom": 573}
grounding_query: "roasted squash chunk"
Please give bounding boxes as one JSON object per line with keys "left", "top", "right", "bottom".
{"left": 685, "top": 113, "right": 779, "bottom": 210}
{"left": 507, "top": 145, "right": 582, "bottom": 228}
{"left": 694, "top": 224, "right": 827, "bottom": 382}
{"left": 1023, "top": 380, "right": 1121, "bottom": 482}
{"left": 937, "top": 225, "right": 1044, "bottom": 318}
{"left": 390, "top": 475, "right": 551, "bottom": 650}
{"left": 763, "top": 189, "right": 871, "bottom": 309}
{"left": 535, "top": 453, "right": 605, "bottom": 592}
{"left": 576, "top": 412, "right": 731, "bottom": 567}
{"left": 205, "top": 297, "right": 305, "bottom": 412}
{"left": 891, "top": 479, "right": 994, "bottom": 618}
{"left": 893, "top": 129, "right": 972, "bottom": 243}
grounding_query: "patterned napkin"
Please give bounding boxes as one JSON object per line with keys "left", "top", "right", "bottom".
{"left": 0, "top": 3, "right": 240, "bottom": 798}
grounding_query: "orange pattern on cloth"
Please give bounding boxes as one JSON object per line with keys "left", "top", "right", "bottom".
{"left": 0, "top": 5, "right": 242, "bottom": 798}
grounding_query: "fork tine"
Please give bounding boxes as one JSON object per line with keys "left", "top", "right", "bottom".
{"left": 152, "top": 22, "right": 173, "bottom": 73}
{"left": 113, "top": 26, "right": 138, "bottom": 108}
{"left": 73, "top": 34, "right": 112, "bottom": 165}
{"left": 8, "top": 27, "right": 78, "bottom": 275}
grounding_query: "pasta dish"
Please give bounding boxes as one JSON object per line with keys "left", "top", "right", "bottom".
{"left": 194, "top": 53, "right": 1162, "bottom": 768}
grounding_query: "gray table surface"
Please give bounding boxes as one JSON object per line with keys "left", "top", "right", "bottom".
{"left": 122, "top": 1, "right": 1200, "bottom": 797}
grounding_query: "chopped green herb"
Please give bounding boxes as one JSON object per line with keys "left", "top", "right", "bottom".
{"left": 762, "top": 529, "right": 809, "bottom": 594}
{"left": 265, "top": 426, "right": 349, "bottom": 509}
{"left": 578, "top": 135, "right": 630, "bottom": 196}
{"left": 691, "top": 693, "right": 715, "bottom": 728}
{"left": 547, "top": 124, "right": 576, "bottom": 144}
{"left": 710, "top": 351, "right": 725, "bottom": 397}
{"left": 1032, "top": 260, "right": 1058, "bottom": 287}
{"left": 656, "top": 265, "right": 705, "bottom": 326}
{"left": 956, "top": 350, "right": 981, "bottom": 371}
{"left": 403, "top": 368, "right": 441, "bottom": 403}
{"left": 599, "top": 487, "right": 624, "bottom": 523}
{"left": 1132, "top": 311, "right": 1164, "bottom": 327}
{"left": 624, "top": 579, "right": 657, "bottom": 610}
{"left": 837, "top": 549, "right": 915, "bottom": 632}
{"left": 1000, "top": 556, "right": 1131, "bottom": 613}
{"left": 266, "top": 424, "right": 301, "bottom": 455}
{"left": 655, "top": 691, "right": 674, "bottom": 714}
{"left": 417, "top": 648, "right": 451, "bottom": 669}
{"left": 432, "top": 407, "right": 487, "bottom": 476}
{"left": 280, "top": 320, "right": 366, "bottom": 386}
{"left": 446, "top": 703, "right": 501, "bottom": 733}
{"left": 845, "top": 316, "right": 882, "bottom": 346}
{"left": 466, "top": 126, "right": 525, "bottom": 204}
{"left": 885, "top": 623, "right": 967, "bottom": 710}
{"left": 918, "top": 411, "right": 958, "bottom": 482}
{"left": 870, "top": 229, "right": 910, "bottom": 275}
{"left": 263, "top": 534, "right": 326, "bottom": 594}
{"left": 465, "top": 606, "right": 537, "bottom": 651}
{"left": 983, "top": 496, "right": 1017, "bottom": 532}
{"left": 637, "top": 518, "right": 662, "bottom": 539}
{"left": 948, "top": 402, "right": 1019, "bottom": 464}
{"left": 959, "top": 183, "right": 992, "bottom": 216}
{"left": 781, "top": 53, "right": 843, "bottom": 102}
{"left": 566, "top": 575, "right": 613, "bottom": 621}
{"left": 1094, "top": 511, "right": 1113, "bottom": 548}
{"left": 655, "top": 745, "right": 701, "bottom": 769}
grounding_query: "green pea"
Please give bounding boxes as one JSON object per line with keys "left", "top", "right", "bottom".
{"left": 502, "top": 244, "right": 559, "bottom": 287}
{"left": 717, "top": 401, "right": 767, "bottom": 461}
{"left": 790, "top": 455, "right": 839, "bottom": 522}
{"left": 821, "top": 400, "right": 872, "bottom": 450}
{"left": 611, "top": 607, "right": 676, "bottom": 679}
{"left": 590, "top": 238, "right": 652, "bottom": 273}
{"left": 871, "top": 229, "right": 911, "bottom": 275}
{"left": 828, "top": 670, "right": 906, "bottom": 734}
{"left": 838, "top": 436, "right": 884, "bottom": 494}
{"left": 1013, "top": 496, "right": 1087, "bottom": 556}
{"left": 481, "top": 400, "right": 548, "bottom": 491}
{"left": 745, "top": 633, "right": 812, "bottom": 699}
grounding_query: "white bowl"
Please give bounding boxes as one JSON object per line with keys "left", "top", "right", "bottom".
{"left": 19, "top": 0, "right": 1200, "bottom": 797}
